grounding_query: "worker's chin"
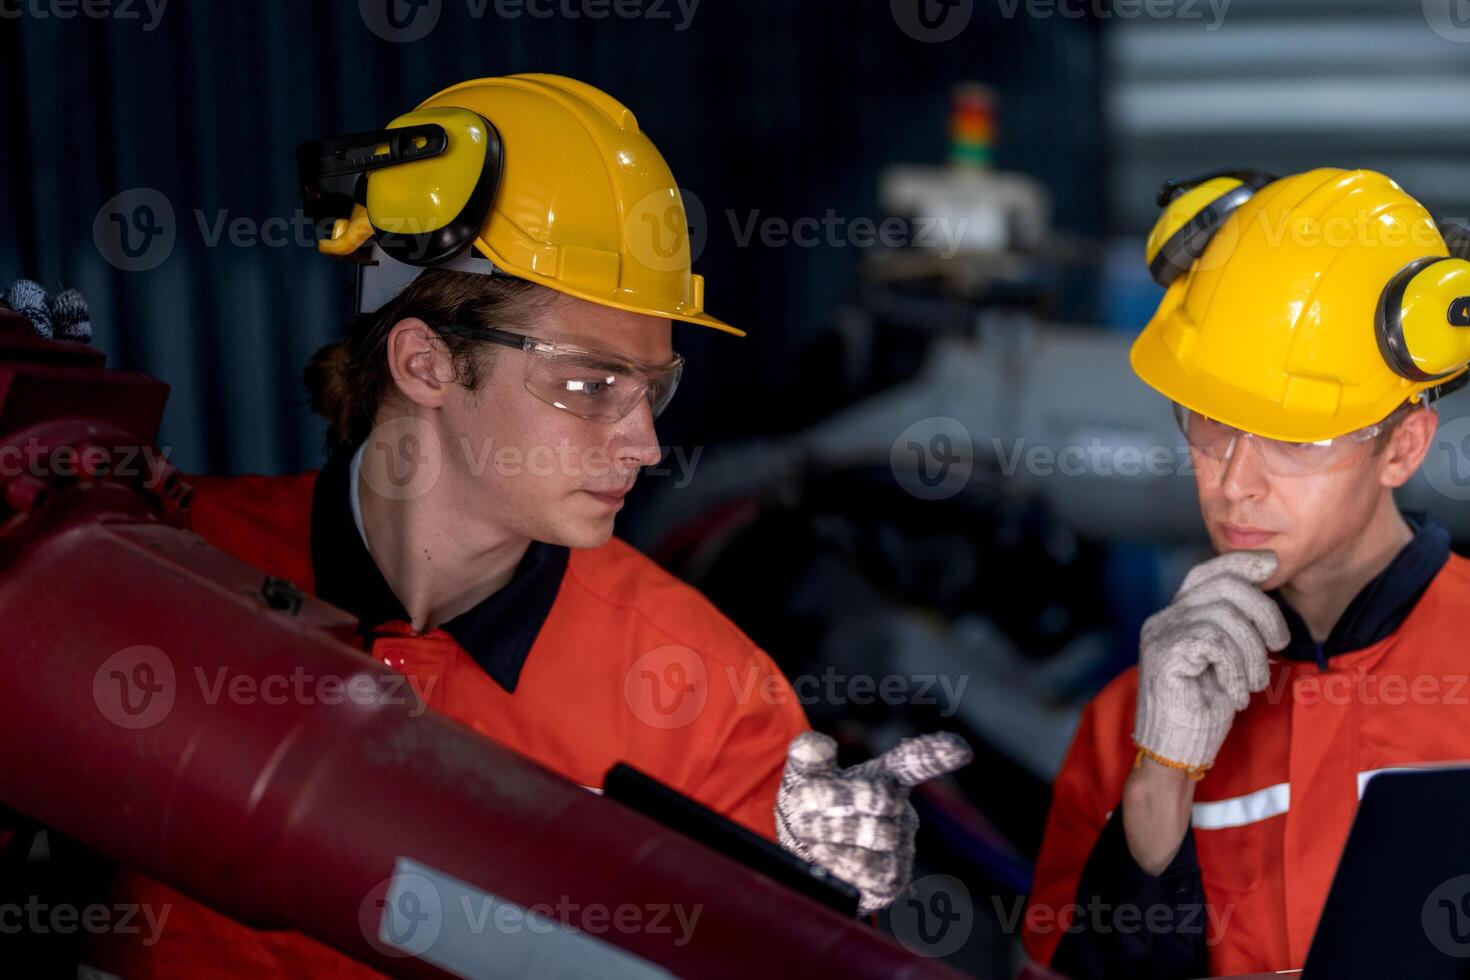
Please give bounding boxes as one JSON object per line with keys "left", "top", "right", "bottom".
{"left": 1206, "top": 528, "right": 1290, "bottom": 591}
{"left": 544, "top": 513, "right": 617, "bottom": 550}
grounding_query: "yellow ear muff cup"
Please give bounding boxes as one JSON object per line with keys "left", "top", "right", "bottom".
{"left": 1145, "top": 176, "right": 1257, "bottom": 288}
{"left": 366, "top": 107, "right": 504, "bottom": 267}
{"left": 1377, "top": 255, "right": 1470, "bottom": 381}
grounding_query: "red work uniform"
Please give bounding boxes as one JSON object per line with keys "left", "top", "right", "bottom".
{"left": 84, "top": 445, "right": 810, "bottom": 978}
{"left": 1024, "top": 515, "right": 1469, "bottom": 979}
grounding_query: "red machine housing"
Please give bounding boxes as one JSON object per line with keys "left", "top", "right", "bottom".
{"left": 0, "top": 310, "right": 967, "bottom": 978}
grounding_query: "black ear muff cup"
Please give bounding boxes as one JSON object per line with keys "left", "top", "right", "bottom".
{"left": 1376, "top": 256, "right": 1445, "bottom": 382}
{"left": 1149, "top": 182, "right": 1259, "bottom": 288}
{"left": 1377, "top": 250, "right": 1470, "bottom": 382}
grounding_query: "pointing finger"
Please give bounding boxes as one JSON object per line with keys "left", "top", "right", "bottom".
{"left": 859, "top": 732, "right": 973, "bottom": 789}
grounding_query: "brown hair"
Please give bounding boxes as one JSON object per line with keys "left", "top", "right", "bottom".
{"left": 306, "top": 269, "right": 550, "bottom": 447}
{"left": 1370, "top": 399, "right": 1422, "bottom": 453}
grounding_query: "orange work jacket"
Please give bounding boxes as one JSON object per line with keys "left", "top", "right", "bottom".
{"left": 85, "top": 447, "right": 809, "bottom": 978}
{"left": 1025, "top": 522, "right": 1469, "bottom": 978}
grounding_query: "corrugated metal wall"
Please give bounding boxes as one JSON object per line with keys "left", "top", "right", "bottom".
{"left": 1105, "top": 0, "right": 1470, "bottom": 232}
{"left": 0, "top": 1, "right": 1102, "bottom": 476}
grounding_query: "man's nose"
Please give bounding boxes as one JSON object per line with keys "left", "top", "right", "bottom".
{"left": 611, "top": 398, "right": 663, "bottom": 470}
{"left": 1219, "top": 434, "right": 1269, "bottom": 502}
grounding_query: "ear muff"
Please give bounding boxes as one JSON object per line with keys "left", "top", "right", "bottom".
{"left": 1145, "top": 168, "right": 1276, "bottom": 287}
{"left": 365, "top": 108, "right": 503, "bottom": 267}
{"left": 1376, "top": 237, "right": 1470, "bottom": 382}
{"left": 297, "top": 107, "right": 504, "bottom": 268}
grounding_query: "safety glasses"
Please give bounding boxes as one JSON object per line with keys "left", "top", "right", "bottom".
{"left": 443, "top": 324, "right": 684, "bottom": 424}
{"left": 1172, "top": 402, "right": 1410, "bottom": 477}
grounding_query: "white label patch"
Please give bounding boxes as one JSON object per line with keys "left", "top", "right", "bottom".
{"left": 377, "top": 857, "right": 671, "bottom": 979}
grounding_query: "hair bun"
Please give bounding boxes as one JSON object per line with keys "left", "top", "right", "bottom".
{"left": 304, "top": 339, "right": 356, "bottom": 446}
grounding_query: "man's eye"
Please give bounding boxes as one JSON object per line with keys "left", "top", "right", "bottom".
{"left": 564, "top": 376, "right": 615, "bottom": 396}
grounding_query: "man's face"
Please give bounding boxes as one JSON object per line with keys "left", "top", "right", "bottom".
{"left": 436, "top": 292, "right": 673, "bottom": 549}
{"left": 1190, "top": 409, "right": 1436, "bottom": 591}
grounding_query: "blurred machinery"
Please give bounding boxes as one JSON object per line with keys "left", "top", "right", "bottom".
{"left": 869, "top": 84, "right": 1054, "bottom": 301}
{"left": 879, "top": 86, "right": 1050, "bottom": 287}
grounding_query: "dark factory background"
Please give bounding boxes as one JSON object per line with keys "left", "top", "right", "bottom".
{"left": 3, "top": 1, "right": 1469, "bottom": 976}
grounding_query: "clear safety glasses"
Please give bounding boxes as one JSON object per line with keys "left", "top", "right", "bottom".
{"left": 1172, "top": 402, "right": 1411, "bottom": 477}
{"left": 453, "top": 325, "right": 684, "bottom": 424}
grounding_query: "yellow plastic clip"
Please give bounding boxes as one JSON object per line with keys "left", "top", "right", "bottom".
{"left": 318, "top": 203, "right": 375, "bottom": 257}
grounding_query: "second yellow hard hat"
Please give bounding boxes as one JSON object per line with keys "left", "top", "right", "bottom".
{"left": 1132, "top": 167, "right": 1470, "bottom": 442}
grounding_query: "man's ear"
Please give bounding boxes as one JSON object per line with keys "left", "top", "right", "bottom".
{"left": 1378, "top": 406, "right": 1437, "bottom": 489}
{"left": 385, "top": 318, "right": 454, "bottom": 410}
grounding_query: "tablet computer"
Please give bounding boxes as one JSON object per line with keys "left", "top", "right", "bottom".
{"left": 1303, "top": 765, "right": 1470, "bottom": 978}
{"left": 603, "top": 762, "right": 861, "bottom": 917}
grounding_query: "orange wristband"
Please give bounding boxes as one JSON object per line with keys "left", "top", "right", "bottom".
{"left": 1132, "top": 744, "right": 1209, "bottom": 782}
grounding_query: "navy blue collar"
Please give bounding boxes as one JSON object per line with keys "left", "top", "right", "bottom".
{"left": 1271, "top": 512, "right": 1451, "bottom": 669}
{"left": 309, "top": 444, "right": 569, "bottom": 693}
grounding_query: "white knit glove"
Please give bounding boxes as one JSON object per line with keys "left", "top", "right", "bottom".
{"left": 776, "top": 731, "right": 972, "bottom": 915}
{"left": 1134, "top": 550, "right": 1290, "bottom": 776}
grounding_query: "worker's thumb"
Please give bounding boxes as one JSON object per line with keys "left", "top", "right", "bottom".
{"left": 861, "top": 732, "right": 974, "bottom": 789}
{"left": 784, "top": 731, "right": 840, "bottom": 780}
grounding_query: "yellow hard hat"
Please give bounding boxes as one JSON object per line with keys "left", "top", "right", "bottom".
{"left": 1132, "top": 167, "right": 1470, "bottom": 442}
{"left": 297, "top": 74, "right": 740, "bottom": 336}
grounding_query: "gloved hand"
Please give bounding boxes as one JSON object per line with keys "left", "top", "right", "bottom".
{"left": 776, "top": 731, "right": 972, "bottom": 915}
{"left": 4, "top": 279, "right": 52, "bottom": 337}
{"left": 1134, "top": 549, "right": 1290, "bottom": 777}
{"left": 3, "top": 279, "right": 92, "bottom": 343}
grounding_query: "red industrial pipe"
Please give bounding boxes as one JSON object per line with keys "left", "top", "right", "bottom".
{"left": 0, "top": 310, "right": 968, "bottom": 978}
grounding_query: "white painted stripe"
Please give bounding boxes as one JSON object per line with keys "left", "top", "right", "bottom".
{"left": 1192, "top": 782, "right": 1291, "bottom": 831}
{"left": 379, "top": 857, "right": 670, "bottom": 979}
